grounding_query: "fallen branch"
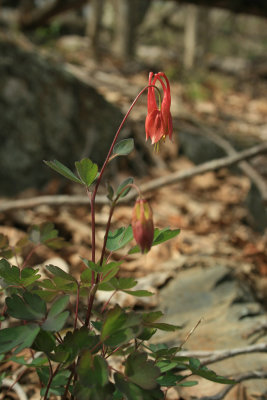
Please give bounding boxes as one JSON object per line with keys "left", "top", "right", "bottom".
{"left": 178, "top": 342, "right": 267, "bottom": 366}
{"left": 0, "top": 378, "right": 28, "bottom": 400}
{"left": 198, "top": 370, "right": 267, "bottom": 400}
{"left": 182, "top": 115, "right": 267, "bottom": 205}
{"left": 0, "top": 142, "right": 267, "bottom": 213}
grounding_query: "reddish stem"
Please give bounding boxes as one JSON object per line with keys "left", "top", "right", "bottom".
{"left": 99, "top": 203, "right": 116, "bottom": 266}
{"left": 85, "top": 84, "right": 155, "bottom": 328}
{"left": 21, "top": 244, "right": 40, "bottom": 269}
{"left": 101, "top": 290, "right": 117, "bottom": 313}
{"left": 74, "top": 283, "right": 80, "bottom": 330}
{"left": 90, "top": 85, "right": 151, "bottom": 263}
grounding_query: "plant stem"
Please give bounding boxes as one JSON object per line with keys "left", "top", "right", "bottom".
{"left": 85, "top": 84, "right": 156, "bottom": 327}
{"left": 84, "top": 283, "right": 98, "bottom": 327}
{"left": 74, "top": 283, "right": 80, "bottom": 330}
{"left": 99, "top": 182, "right": 141, "bottom": 267}
{"left": 99, "top": 202, "right": 116, "bottom": 266}
{"left": 21, "top": 244, "right": 40, "bottom": 269}
{"left": 62, "top": 366, "right": 75, "bottom": 400}
{"left": 43, "top": 361, "right": 60, "bottom": 400}
{"left": 90, "top": 85, "right": 152, "bottom": 263}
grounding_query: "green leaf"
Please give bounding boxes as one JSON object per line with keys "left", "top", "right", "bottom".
{"left": 0, "top": 261, "right": 41, "bottom": 287}
{"left": 40, "top": 222, "right": 58, "bottom": 242}
{"left": 157, "top": 372, "right": 178, "bottom": 387}
{"left": 106, "top": 226, "right": 133, "bottom": 252}
{"left": 28, "top": 222, "right": 59, "bottom": 244}
{"left": 177, "top": 380, "right": 198, "bottom": 387}
{"left": 45, "top": 237, "right": 69, "bottom": 250}
{"left": 137, "top": 327, "right": 157, "bottom": 341}
{"left": 10, "top": 354, "right": 47, "bottom": 367}
{"left": 20, "top": 268, "right": 41, "bottom": 286}
{"left": 153, "top": 228, "right": 180, "bottom": 246}
{"left": 128, "top": 228, "right": 181, "bottom": 254}
{"left": 0, "top": 259, "right": 20, "bottom": 285}
{"left": 148, "top": 322, "right": 182, "bottom": 332}
{"left": 77, "top": 352, "right": 109, "bottom": 386}
{"left": 116, "top": 177, "right": 134, "bottom": 199}
{"left": 42, "top": 295, "right": 69, "bottom": 331}
{"left": 142, "top": 311, "right": 163, "bottom": 323}
{"left": 188, "top": 361, "right": 235, "bottom": 384}
{"left": 156, "top": 361, "right": 178, "bottom": 373}
{"left": 101, "top": 306, "right": 142, "bottom": 347}
{"left": 114, "top": 373, "right": 163, "bottom": 400}
{"left": 33, "top": 330, "right": 56, "bottom": 353}
{"left": 80, "top": 269, "right": 92, "bottom": 285}
{"left": 6, "top": 293, "right": 46, "bottom": 320}
{"left": 75, "top": 158, "right": 98, "bottom": 187}
{"left": 80, "top": 260, "right": 120, "bottom": 284}
{"left": 189, "top": 358, "right": 201, "bottom": 369}
{"left": 125, "top": 352, "right": 161, "bottom": 390}
{"left": 113, "top": 138, "right": 134, "bottom": 156}
{"left": 101, "top": 306, "right": 126, "bottom": 342}
{"left": 123, "top": 290, "right": 154, "bottom": 297}
{"left": 106, "top": 184, "right": 114, "bottom": 201}
{"left": 38, "top": 367, "right": 70, "bottom": 397}
{"left": 0, "top": 324, "right": 40, "bottom": 354}
{"left": 74, "top": 382, "right": 114, "bottom": 400}
{"left": 44, "top": 160, "right": 82, "bottom": 184}
{"left": 112, "top": 277, "right": 137, "bottom": 290}
{"left": 53, "top": 328, "right": 100, "bottom": 364}
{"left": 101, "top": 266, "right": 120, "bottom": 283}
{"left": 46, "top": 264, "right": 76, "bottom": 282}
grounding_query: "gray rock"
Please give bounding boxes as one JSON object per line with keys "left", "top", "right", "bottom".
{"left": 0, "top": 33, "right": 123, "bottom": 194}
{"left": 158, "top": 265, "right": 267, "bottom": 398}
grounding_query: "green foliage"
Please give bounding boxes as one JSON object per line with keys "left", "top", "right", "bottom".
{"left": 116, "top": 177, "right": 134, "bottom": 199}
{"left": 125, "top": 352, "right": 161, "bottom": 390}
{"left": 6, "top": 292, "right": 46, "bottom": 320}
{"left": 1, "top": 97, "right": 233, "bottom": 399}
{"left": 44, "top": 159, "right": 82, "bottom": 184}
{"left": 75, "top": 158, "right": 98, "bottom": 187}
{"left": 42, "top": 295, "right": 69, "bottom": 331}
{"left": 106, "top": 226, "right": 133, "bottom": 251}
{"left": 0, "top": 259, "right": 41, "bottom": 287}
{"left": 38, "top": 367, "right": 70, "bottom": 397}
{"left": 0, "top": 324, "right": 40, "bottom": 354}
{"left": 28, "top": 222, "right": 68, "bottom": 249}
{"left": 129, "top": 227, "right": 180, "bottom": 254}
{"left": 101, "top": 305, "right": 142, "bottom": 347}
{"left": 113, "top": 138, "right": 134, "bottom": 157}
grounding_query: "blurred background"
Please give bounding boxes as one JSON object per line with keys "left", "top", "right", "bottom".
{"left": 0, "top": 1, "right": 267, "bottom": 398}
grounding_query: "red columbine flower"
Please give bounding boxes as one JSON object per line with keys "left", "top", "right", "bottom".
{"left": 145, "top": 72, "right": 173, "bottom": 146}
{"left": 132, "top": 198, "right": 154, "bottom": 253}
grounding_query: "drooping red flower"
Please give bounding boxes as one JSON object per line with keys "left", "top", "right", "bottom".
{"left": 132, "top": 198, "right": 154, "bottom": 253}
{"left": 145, "top": 72, "right": 173, "bottom": 145}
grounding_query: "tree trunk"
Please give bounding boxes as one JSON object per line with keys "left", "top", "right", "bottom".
{"left": 112, "top": 0, "right": 151, "bottom": 60}
{"left": 183, "top": 4, "right": 198, "bottom": 69}
{"left": 86, "top": 0, "right": 105, "bottom": 57}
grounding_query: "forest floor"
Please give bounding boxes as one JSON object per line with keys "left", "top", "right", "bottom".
{"left": 0, "top": 38, "right": 267, "bottom": 399}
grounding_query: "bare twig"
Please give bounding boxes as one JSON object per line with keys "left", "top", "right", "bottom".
{"left": 179, "top": 342, "right": 267, "bottom": 366}
{"left": 0, "top": 142, "right": 267, "bottom": 213}
{"left": 0, "top": 378, "right": 28, "bottom": 400}
{"left": 198, "top": 370, "right": 267, "bottom": 400}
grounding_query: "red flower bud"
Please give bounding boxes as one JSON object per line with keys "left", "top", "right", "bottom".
{"left": 132, "top": 198, "right": 154, "bottom": 253}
